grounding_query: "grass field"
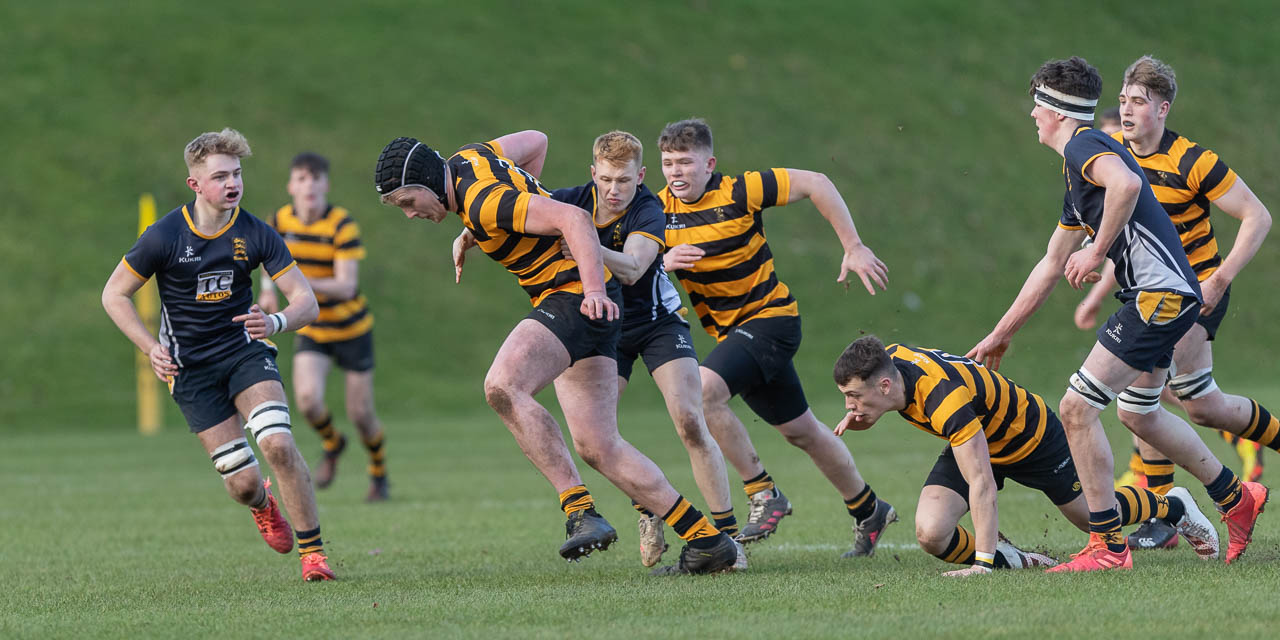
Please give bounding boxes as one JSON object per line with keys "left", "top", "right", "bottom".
{"left": 4, "top": 0, "right": 1280, "bottom": 637}
{"left": 5, "top": 402, "right": 1279, "bottom": 639}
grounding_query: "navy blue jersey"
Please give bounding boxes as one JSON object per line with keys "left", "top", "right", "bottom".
{"left": 1058, "top": 127, "right": 1201, "bottom": 302}
{"left": 122, "top": 203, "right": 297, "bottom": 368}
{"left": 551, "top": 182, "right": 682, "bottom": 327}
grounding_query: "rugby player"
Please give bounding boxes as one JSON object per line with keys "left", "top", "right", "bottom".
{"left": 657, "top": 118, "right": 896, "bottom": 557}
{"left": 261, "top": 152, "right": 390, "bottom": 502}
{"left": 376, "top": 131, "right": 738, "bottom": 575}
{"left": 969, "top": 57, "right": 1267, "bottom": 570}
{"left": 102, "top": 128, "right": 334, "bottom": 581}
{"left": 834, "top": 336, "right": 1219, "bottom": 577}
{"left": 1072, "top": 56, "right": 1274, "bottom": 549}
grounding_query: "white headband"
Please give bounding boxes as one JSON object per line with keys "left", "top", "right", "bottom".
{"left": 1033, "top": 84, "right": 1097, "bottom": 121}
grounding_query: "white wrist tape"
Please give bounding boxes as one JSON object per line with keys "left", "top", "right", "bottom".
{"left": 268, "top": 312, "right": 287, "bottom": 335}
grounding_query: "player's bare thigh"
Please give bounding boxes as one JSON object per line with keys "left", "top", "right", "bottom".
{"left": 554, "top": 355, "right": 621, "bottom": 439}
{"left": 292, "top": 351, "right": 332, "bottom": 419}
{"left": 1171, "top": 322, "right": 1213, "bottom": 374}
{"left": 650, "top": 357, "right": 705, "bottom": 434}
{"left": 234, "top": 380, "right": 300, "bottom": 454}
{"left": 699, "top": 365, "right": 732, "bottom": 406}
{"left": 486, "top": 319, "right": 571, "bottom": 402}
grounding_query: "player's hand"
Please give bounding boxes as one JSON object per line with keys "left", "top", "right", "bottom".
{"left": 452, "top": 229, "right": 476, "bottom": 284}
{"left": 966, "top": 332, "right": 1010, "bottom": 370}
{"left": 1073, "top": 297, "right": 1101, "bottom": 330}
{"left": 559, "top": 240, "right": 574, "bottom": 261}
{"left": 1063, "top": 248, "right": 1104, "bottom": 290}
{"left": 149, "top": 343, "right": 178, "bottom": 381}
{"left": 838, "top": 243, "right": 888, "bottom": 295}
{"left": 579, "top": 291, "right": 619, "bottom": 322}
{"left": 833, "top": 411, "right": 870, "bottom": 436}
{"left": 233, "top": 304, "right": 274, "bottom": 339}
{"left": 1199, "top": 274, "right": 1228, "bottom": 316}
{"left": 942, "top": 565, "right": 992, "bottom": 578}
{"left": 663, "top": 244, "right": 705, "bottom": 272}
{"left": 257, "top": 292, "right": 280, "bottom": 314}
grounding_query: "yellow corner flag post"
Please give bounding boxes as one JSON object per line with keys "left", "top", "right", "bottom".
{"left": 136, "top": 194, "right": 162, "bottom": 435}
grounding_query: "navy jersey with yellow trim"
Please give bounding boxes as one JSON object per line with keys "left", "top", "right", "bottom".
{"left": 1113, "top": 129, "right": 1239, "bottom": 281}
{"left": 448, "top": 141, "right": 608, "bottom": 306}
{"left": 1059, "top": 127, "right": 1201, "bottom": 303}
{"left": 660, "top": 169, "right": 797, "bottom": 340}
{"left": 889, "top": 344, "right": 1049, "bottom": 465}
{"left": 550, "top": 181, "right": 681, "bottom": 327}
{"left": 269, "top": 204, "right": 373, "bottom": 343}
{"left": 122, "top": 203, "right": 296, "bottom": 368}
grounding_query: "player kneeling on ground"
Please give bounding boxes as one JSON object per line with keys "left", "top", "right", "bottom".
{"left": 102, "top": 128, "right": 333, "bottom": 581}
{"left": 833, "top": 336, "right": 1219, "bottom": 576}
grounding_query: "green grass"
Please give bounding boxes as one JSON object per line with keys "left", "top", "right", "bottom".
{"left": 4, "top": 1, "right": 1280, "bottom": 637}
{"left": 4, "top": 404, "right": 1279, "bottom": 639}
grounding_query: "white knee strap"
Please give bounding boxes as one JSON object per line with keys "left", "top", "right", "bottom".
{"left": 1118, "top": 386, "right": 1164, "bottom": 415}
{"left": 1168, "top": 367, "right": 1218, "bottom": 401}
{"left": 1068, "top": 368, "right": 1117, "bottom": 411}
{"left": 211, "top": 437, "right": 258, "bottom": 478}
{"left": 245, "top": 401, "right": 292, "bottom": 443}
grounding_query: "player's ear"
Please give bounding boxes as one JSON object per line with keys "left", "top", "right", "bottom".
{"left": 186, "top": 176, "right": 200, "bottom": 193}
{"left": 706, "top": 155, "right": 716, "bottom": 173}
{"left": 637, "top": 166, "right": 646, "bottom": 182}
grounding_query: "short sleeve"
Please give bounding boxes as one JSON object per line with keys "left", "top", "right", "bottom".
{"left": 732, "top": 169, "right": 791, "bottom": 213}
{"left": 256, "top": 222, "right": 296, "bottom": 280}
{"left": 626, "top": 187, "right": 667, "bottom": 249}
{"left": 1064, "top": 133, "right": 1118, "bottom": 187}
{"left": 1058, "top": 192, "right": 1083, "bottom": 230}
{"left": 333, "top": 217, "right": 366, "bottom": 261}
{"left": 122, "top": 225, "right": 169, "bottom": 281}
{"left": 1187, "top": 148, "right": 1238, "bottom": 201}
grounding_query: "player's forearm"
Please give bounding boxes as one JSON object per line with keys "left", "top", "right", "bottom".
{"left": 969, "top": 479, "right": 999, "bottom": 559}
{"left": 600, "top": 247, "right": 644, "bottom": 285}
{"left": 103, "top": 294, "right": 160, "bottom": 355}
{"left": 1089, "top": 183, "right": 1139, "bottom": 262}
{"left": 280, "top": 291, "right": 319, "bottom": 330}
{"left": 992, "top": 256, "right": 1061, "bottom": 339}
{"left": 563, "top": 220, "right": 609, "bottom": 295}
{"left": 808, "top": 176, "right": 866, "bottom": 251}
{"left": 305, "top": 277, "right": 358, "bottom": 300}
{"left": 1214, "top": 207, "right": 1272, "bottom": 284}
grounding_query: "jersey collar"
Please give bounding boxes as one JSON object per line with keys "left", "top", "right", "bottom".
{"left": 182, "top": 203, "right": 240, "bottom": 239}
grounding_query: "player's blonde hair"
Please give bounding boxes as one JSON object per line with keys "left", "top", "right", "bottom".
{"left": 184, "top": 128, "right": 252, "bottom": 170}
{"left": 592, "top": 131, "right": 643, "bottom": 167}
{"left": 1122, "top": 55, "right": 1177, "bottom": 104}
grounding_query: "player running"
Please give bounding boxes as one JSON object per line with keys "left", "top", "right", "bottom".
{"left": 376, "top": 130, "right": 738, "bottom": 575}
{"left": 261, "top": 152, "right": 391, "bottom": 502}
{"left": 833, "top": 336, "right": 1219, "bottom": 577}
{"left": 969, "top": 57, "right": 1267, "bottom": 571}
{"left": 102, "top": 128, "right": 334, "bottom": 581}
{"left": 1072, "top": 56, "right": 1274, "bottom": 549}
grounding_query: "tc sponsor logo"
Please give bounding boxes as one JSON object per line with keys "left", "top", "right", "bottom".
{"left": 195, "top": 270, "right": 234, "bottom": 302}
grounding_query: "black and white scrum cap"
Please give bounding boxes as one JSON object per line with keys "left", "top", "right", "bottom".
{"left": 374, "top": 137, "right": 448, "bottom": 205}
{"left": 1033, "top": 84, "right": 1097, "bottom": 121}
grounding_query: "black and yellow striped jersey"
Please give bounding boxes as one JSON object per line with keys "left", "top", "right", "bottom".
{"left": 888, "top": 343, "right": 1049, "bottom": 465}
{"left": 660, "top": 170, "right": 798, "bottom": 340}
{"left": 268, "top": 204, "right": 373, "bottom": 343}
{"left": 448, "top": 141, "right": 609, "bottom": 306}
{"left": 1112, "top": 129, "right": 1239, "bottom": 281}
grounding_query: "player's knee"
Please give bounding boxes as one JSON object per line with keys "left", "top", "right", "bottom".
{"left": 1181, "top": 398, "right": 1220, "bottom": 427}
{"left": 294, "top": 389, "right": 325, "bottom": 417}
{"left": 1063, "top": 368, "right": 1116, "bottom": 425}
{"left": 672, "top": 410, "right": 709, "bottom": 448}
{"left": 347, "top": 404, "right": 378, "bottom": 431}
{"left": 224, "top": 469, "right": 263, "bottom": 504}
{"left": 483, "top": 379, "right": 517, "bottom": 418}
{"left": 915, "top": 524, "right": 950, "bottom": 555}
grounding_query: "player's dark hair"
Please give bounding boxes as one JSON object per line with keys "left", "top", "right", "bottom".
{"left": 657, "top": 118, "right": 713, "bottom": 154}
{"left": 1099, "top": 106, "right": 1121, "bottom": 127}
{"left": 833, "top": 336, "right": 894, "bottom": 386}
{"left": 1028, "top": 56, "right": 1102, "bottom": 101}
{"left": 291, "top": 152, "right": 330, "bottom": 177}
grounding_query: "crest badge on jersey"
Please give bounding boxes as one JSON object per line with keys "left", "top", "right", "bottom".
{"left": 232, "top": 237, "right": 249, "bottom": 261}
{"left": 196, "top": 270, "right": 234, "bottom": 301}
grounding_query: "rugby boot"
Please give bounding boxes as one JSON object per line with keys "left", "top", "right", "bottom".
{"left": 300, "top": 552, "right": 336, "bottom": 581}
{"left": 996, "top": 532, "right": 1057, "bottom": 569}
{"left": 1045, "top": 533, "right": 1132, "bottom": 573}
{"left": 842, "top": 498, "right": 898, "bottom": 558}
{"left": 1126, "top": 519, "right": 1180, "bottom": 551}
{"left": 1222, "top": 481, "right": 1270, "bottom": 564}
{"left": 637, "top": 514, "right": 668, "bottom": 568}
{"left": 1166, "top": 486, "right": 1218, "bottom": 560}
{"left": 314, "top": 434, "right": 347, "bottom": 490}
{"left": 649, "top": 533, "right": 738, "bottom": 576}
{"left": 732, "top": 539, "right": 749, "bottom": 571}
{"left": 736, "top": 488, "right": 792, "bottom": 543}
{"left": 250, "top": 478, "right": 294, "bottom": 554}
{"left": 559, "top": 510, "right": 618, "bottom": 561}
{"left": 365, "top": 475, "right": 390, "bottom": 503}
